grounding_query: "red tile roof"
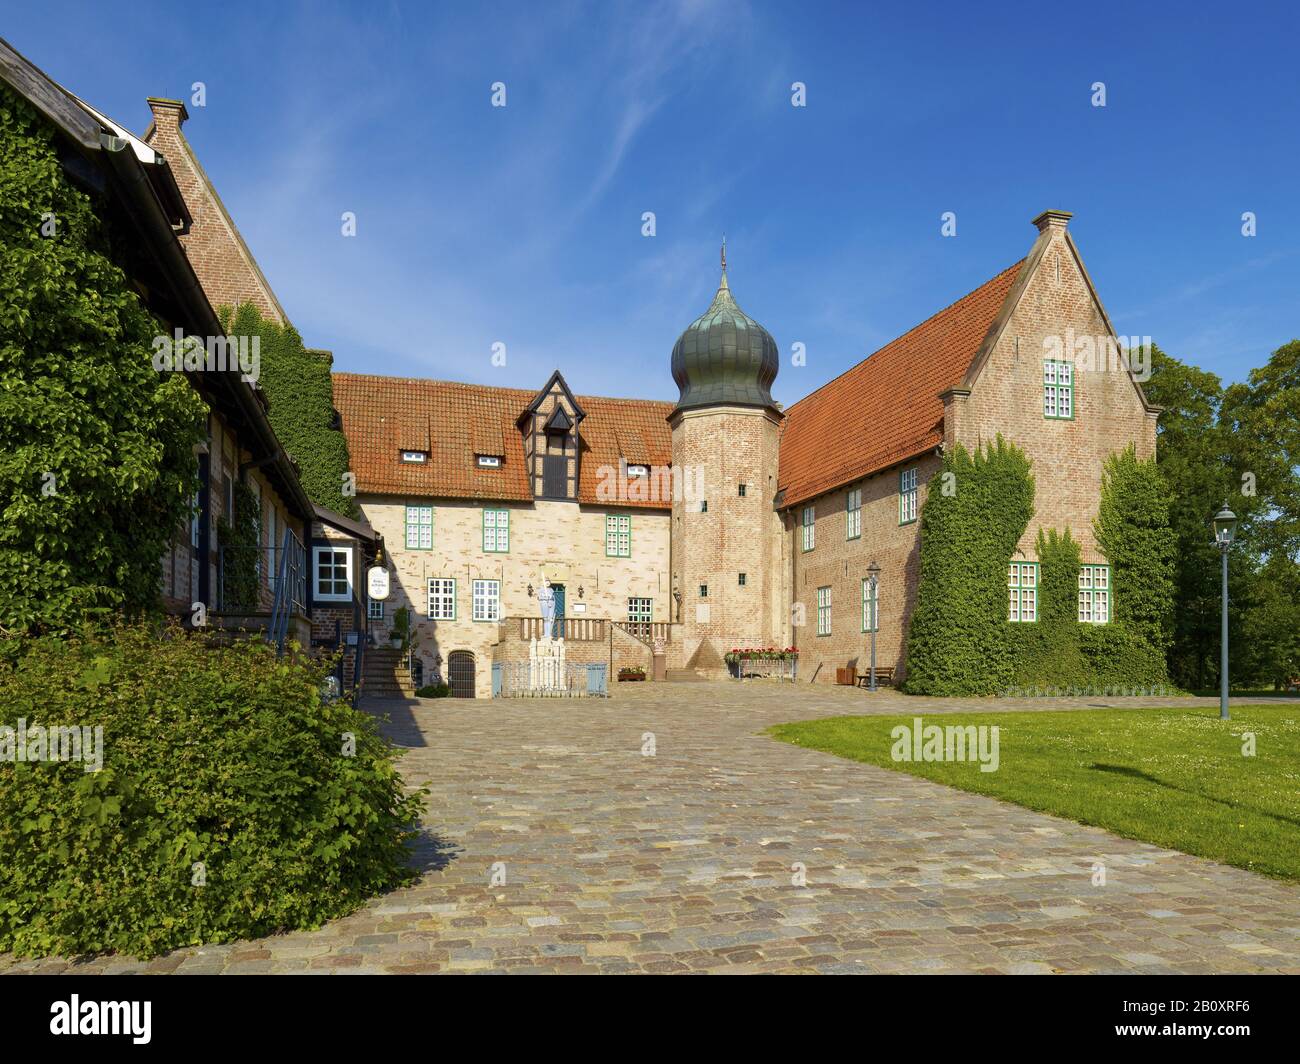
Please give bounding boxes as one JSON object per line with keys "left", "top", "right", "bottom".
{"left": 777, "top": 261, "right": 1023, "bottom": 509}
{"left": 332, "top": 373, "right": 675, "bottom": 508}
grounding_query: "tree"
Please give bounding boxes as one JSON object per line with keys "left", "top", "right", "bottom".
{"left": 0, "top": 86, "right": 205, "bottom": 634}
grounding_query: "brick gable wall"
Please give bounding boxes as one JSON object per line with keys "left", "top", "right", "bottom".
{"left": 143, "top": 98, "right": 286, "bottom": 322}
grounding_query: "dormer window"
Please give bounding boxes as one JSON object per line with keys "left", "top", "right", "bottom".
{"left": 626, "top": 464, "right": 649, "bottom": 478}
{"left": 476, "top": 454, "right": 502, "bottom": 468}
{"left": 401, "top": 450, "right": 427, "bottom": 463}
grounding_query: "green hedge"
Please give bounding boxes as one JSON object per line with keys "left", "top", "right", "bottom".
{"left": 0, "top": 624, "right": 424, "bottom": 958}
{"left": 221, "top": 304, "right": 358, "bottom": 518}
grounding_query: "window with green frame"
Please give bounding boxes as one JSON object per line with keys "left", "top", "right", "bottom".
{"left": 1078, "top": 564, "right": 1110, "bottom": 623}
{"left": 1008, "top": 562, "right": 1038, "bottom": 622}
{"left": 483, "top": 508, "right": 509, "bottom": 552}
{"left": 816, "top": 586, "right": 831, "bottom": 635}
{"left": 405, "top": 504, "right": 433, "bottom": 550}
{"left": 898, "top": 468, "right": 918, "bottom": 524}
{"left": 846, "top": 487, "right": 861, "bottom": 539}
{"left": 605, "top": 514, "right": 631, "bottom": 557}
{"left": 861, "top": 576, "right": 878, "bottom": 632}
{"left": 802, "top": 506, "right": 815, "bottom": 551}
{"left": 1044, "top": 359, "right": 1074, "bottom": 419}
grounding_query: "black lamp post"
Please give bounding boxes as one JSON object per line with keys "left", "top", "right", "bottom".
{"left": 1212, "top": 503, "right": 1238, "bottom": 720}
{"left": 866, "top": 561, "right": 881, "bottom": 692}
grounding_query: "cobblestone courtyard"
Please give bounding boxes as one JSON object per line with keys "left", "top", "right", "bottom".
{"left": 5, "top": 684, "right": 1299, "bottom": 974}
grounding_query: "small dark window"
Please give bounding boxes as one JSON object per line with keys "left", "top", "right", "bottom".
{"left": 700, "top": 500, "right": 708, "bottom": 513}
{"left": 699, "top": 584, "right": 708, "bottom": 598}
{"left": 738, "top": 484, "right": 747, "bottom": 496}
{"left": 738, "top": 573, "right": 747, "bottom": 586}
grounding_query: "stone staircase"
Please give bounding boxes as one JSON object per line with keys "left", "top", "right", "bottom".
{"left": 363, "top": 647, "right": 415, "bottom": 698}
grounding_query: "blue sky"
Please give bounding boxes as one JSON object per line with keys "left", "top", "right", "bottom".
{"left": 7, "top": 0, "right": 1298, "bottom": 405}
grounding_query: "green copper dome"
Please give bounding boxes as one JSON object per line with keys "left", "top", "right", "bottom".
{"left": 671, "top": 268, "right": 778, "bottom": 412}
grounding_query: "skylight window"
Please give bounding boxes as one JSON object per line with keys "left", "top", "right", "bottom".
{"left": 476, "top": 454, "right": 502, "bottom": 468}
{"left": 401, "top": 450, "right": 427, "bottom": 463}
{"left": 626, "top": 464, "right": 649, "bottom": 478}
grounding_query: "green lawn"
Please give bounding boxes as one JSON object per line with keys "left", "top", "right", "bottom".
{"left": 768, "top": 705, "right": 1300, "bottom": 880}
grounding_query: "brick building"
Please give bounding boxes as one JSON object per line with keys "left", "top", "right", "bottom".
{"left": 32, "top": 49, "right": 1156, "bottom": 696}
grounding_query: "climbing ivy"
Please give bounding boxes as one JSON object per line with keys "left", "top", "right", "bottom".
{"left": 217, "top": 480, "right": 261, "bottom": 612}
{"left": 906, "top": 437, "right": 1175, "bottom": 696}
{"left": 221, "top": 303, "right": 358, "bottom": 518}
{"left": 1011, "top": 528, "right": 1088, "bottom": 689}
{"left": 0, "top": 85, "right": 205, "bottom": 635}
{"left": 903, "top": 437, "right": 1035, "bottom": 695}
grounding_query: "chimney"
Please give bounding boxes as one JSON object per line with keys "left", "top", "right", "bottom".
{"left": 146, "top": 97, "right": 189, "bottom": 139}
{"left": 1032, "top": 209, "right": 1072, "bottom": 234}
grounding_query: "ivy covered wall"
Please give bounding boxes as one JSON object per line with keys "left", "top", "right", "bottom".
{"left": 221, "top": 303, "right": 358, "bottom": 519}
{"left": 0, "top": 85, "right": 205, "bottom": 634}
{"left": 905, "top": 436, "right": 1175, "bottom": 695}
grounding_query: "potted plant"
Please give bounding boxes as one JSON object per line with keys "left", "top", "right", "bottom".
{"left": 390, "top": 606, "right": 411, "bottom": 652}
{"left": 617, "top": 665, "right": 647, "bottom": 682}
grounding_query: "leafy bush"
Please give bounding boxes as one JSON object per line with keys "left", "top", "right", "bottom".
{"left": 0, "top": 623, "right": 425, "bottom": 959}
{"left": 415, "top": 683, "right": 450, "bottom": 698}
{"left": 0, "top": 86, "right": 206, "bottom": 634}
{"left": 904, "top": 437, "right": 1035, "bottom": 695}
{"left": 221, "top": 303, "right": 358, "bottom": 518}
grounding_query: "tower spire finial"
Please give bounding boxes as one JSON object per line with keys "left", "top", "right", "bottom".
{"left": 721, "top": 234, "right": 726, "bottom": 274}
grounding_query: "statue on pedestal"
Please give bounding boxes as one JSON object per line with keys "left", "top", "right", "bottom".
{"left": 537, "top": 577, "right": 557, "bottom": 641}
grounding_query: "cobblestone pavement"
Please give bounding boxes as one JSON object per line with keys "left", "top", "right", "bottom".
{"left": 5, "top": 684, "right": 1299, "bottom": 974}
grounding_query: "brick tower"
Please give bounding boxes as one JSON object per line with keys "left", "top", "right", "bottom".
{"left": 669, "top": 246, "right": 785, "bottom": 676}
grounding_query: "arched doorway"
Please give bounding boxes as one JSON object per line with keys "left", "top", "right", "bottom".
{"left": 448, "top": 650, "right": 476, "bottom": 698}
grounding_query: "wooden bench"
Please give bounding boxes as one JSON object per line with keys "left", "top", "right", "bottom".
{"left": 857, "top": 666, "right": 895, "bottom": 688}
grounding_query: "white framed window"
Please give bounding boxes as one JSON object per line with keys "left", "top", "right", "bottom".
{"left": 313, "top": 546, "right": 352, "bottom": 603}
{"left": 899, "top": 468, "right": 918, "bottom": 524}
{"left": 626, "top": 464, "right": 649, "bottom": 478}
{"left": 846, "top": 488, "right": 861, "bottom": 540}
{"left": 1079, "top": 564, "right": 1111, "bottom": 623}
{"left": 476, "top": 454, "right": 501, "bottom": 468}
{"left": 816, "top": 586, "right": 832, "bottom": 635}
{"left": 401, "top": 450, "right": 428, "bottom": 463}
{"left": 1044, "top": 360, "right": 1073, "bottom": 419}
{"left": 862, "top": 577, "right": 878, "bottom": 632}
{"left": 802, "top": 506, "right": 815, "bottom": 552}
{"left": 483, "top": 509, "right": 510, "bottom": 552}
{"left": 367, "top": 599, "right": 385, "bottom": 620}
{"left": 472, "top": 579, "right": 500, "bottom": 622}
{"left": 405, "top": 505, "right": 433, "bottom": 550}
{"left": 605, "top": 514, "right": 631, "bottom": 557}
{"left": 427, "top": 578, "right": 456, "bottom": 620}
{"left": 1008, "top": 562, "right": 1038, "bottom": 622}
{"left": 627, "top": 597, "right": 652, "bottom": 624}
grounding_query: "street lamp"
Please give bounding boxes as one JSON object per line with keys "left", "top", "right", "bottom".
{"left": 1212, "top": 503, "right": 1238, "bottom": 720}
{"left": 866, "top": 561, "right": 881, "bottom": 692}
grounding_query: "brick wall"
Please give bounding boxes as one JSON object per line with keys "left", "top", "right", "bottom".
{"left": 670, "top": 404, "right": 784, "bottom": 674}
{"left": 786, "top": 453, "right": 940, "bottom": 685}
{"left": 960, "top": 215, "right": 1158, "bottom": 565}
{"left": 358, "top": 495, "right": 670, "bottom": 697}
{"left": 143, "top": 98, "right": 286, "bottom": 322}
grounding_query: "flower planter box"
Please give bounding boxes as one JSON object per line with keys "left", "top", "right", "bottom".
{"left": 617, "top": 671, "right": 646, "bottom": 682}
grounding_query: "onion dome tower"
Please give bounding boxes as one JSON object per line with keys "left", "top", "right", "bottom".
{"left": 670, "top": 241, "right": 779, "bottom": 411}
{"left": 668, "top": 241, "right": 787, "bottom": 678}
